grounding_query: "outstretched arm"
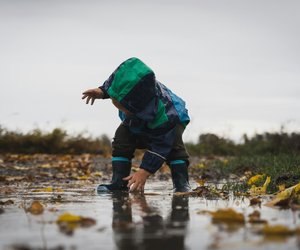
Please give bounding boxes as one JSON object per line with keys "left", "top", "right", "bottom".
{"left": 82, "top": 88, "right": 104, "bottom": 105}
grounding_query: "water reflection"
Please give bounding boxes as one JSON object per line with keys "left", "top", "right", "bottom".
{"left": 111, "top": 192, "right": 189, "bottom": 250}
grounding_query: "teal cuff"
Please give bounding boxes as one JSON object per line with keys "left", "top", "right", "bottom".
{"left": 170, "top": 160, "right": 186, "bottom": 165}
{"left": 112, "top": 157, "right": 131, "bottom": 162}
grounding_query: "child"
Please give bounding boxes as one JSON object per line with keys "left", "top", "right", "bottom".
{"left": 82, "top": 57, "right": 191, "bottom": 193}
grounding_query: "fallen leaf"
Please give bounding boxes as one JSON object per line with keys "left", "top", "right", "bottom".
{"left": 5, "top": 176, "right": 25, "bottom": 182}
{"left": 80, "top": 217, "right": 97, "bottom": 227}
{"left": 195, "top": 163, "right": 206, "bottom": 169}
{"left": 248, "top": 210, "right": 267, "bottom": 224}
{"left": 265, "top": 182, "right": 300, "bottom": 207}
{"left": 48, "top": 207, "right": 59, "bottom": 212}
{"left": 27, "top": 201, "right": 44, "bottom": 215}
{"left": 77, "top": 175, "right": 89, "bottom": 180}
{"left": 223, "top": 159, "right": 229, "bottom": 165}
{"left": 278, "top": 184, "right": 285, "bottom": 192}
{"left": 39, "top": 163, "right": 52, "bottom": 168}
{"left": 92, "top": 171, "right": 102, "bottom": 177}
{"left": 33, "top": 186, "right": 53, "bottom": 192}
{"left": 262, "top": 224, "right": 295, "bottom": 236}
{"left": 196, "top": 178, "right": 206, "bottom": 186}
{"left": 57, "top": 213, "right": 82, "bottom": 223}
{"left": 209, "top": 208, "right": 245, "bottom": 224}
{"left": 249, "top": 197, "right": 262, "bottom": 206}
{"left": 248, "top": 174, "right": 265, "bottom": 185}
{"left": 0, "top": 187, "right": 15, "bottom": 195}
{"left": 56, "top": 212, "right": 96, "bottom": 236}
{"left": 0, "top": 200, "right": 14, "bottom": 205}
{"left": 249, "top": 176, "right": 271, "bottom": 195}
{"left": 32, "top": 187, "right": 64, "bottom": 193}
{"left": 12, "top": 165, "right": 29, "bottom": 170}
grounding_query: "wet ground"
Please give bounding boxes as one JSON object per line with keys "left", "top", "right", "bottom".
{"left": 1, "top": 155, "right": 300, "bottom": 250}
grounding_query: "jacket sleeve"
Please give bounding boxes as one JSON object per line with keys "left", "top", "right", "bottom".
{"left": 98, "top": 64, "right": 120, "bottom": 99}
{"left": 99, "top": 74, "right": 114, "bottom": 99}
{"left": 99, "top": 85, "right": 110, "bottom": 99}
{"left": 140, "top": 126, "right": 176, "bottom": 174}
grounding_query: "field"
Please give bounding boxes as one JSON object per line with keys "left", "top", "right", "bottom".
{"left": 1, "top": 153, "right": 300, "bottom": 250}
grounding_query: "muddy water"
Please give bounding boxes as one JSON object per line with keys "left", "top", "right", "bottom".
{"left": 1, "top": 180, "right": 300, "bottom": 250}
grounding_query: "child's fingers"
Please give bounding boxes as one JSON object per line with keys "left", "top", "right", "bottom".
{"left": 82, "top": 94, "right": 88, "bottom": 99}
{"left": 123, "top": 175, "right": 132, "bottom": 181}
{"left": 86, "top": 96, "right": 91, "bottom": 104}
{"left": 82, "top": 89, "right": 92, "bottom": 95}
{"left": 91, "top": 98, "right": 95, "bottom": 105}
{"left": 127, "top": 178, "right": 135, "bottom": 187}
{"left": 137, "top": 184, "right": 144, "bottom": 193}
{"left": 129, "top": 182, "right": 138, "bottom": 192}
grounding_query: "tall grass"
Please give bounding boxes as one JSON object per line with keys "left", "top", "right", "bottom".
{"left": 0, "top": 126, "right": 111, "bottom": 155}
{"left": 190, "top": 154, "right": 300, "bottom": 192}
{"left": 186, "top": 131, "right": 300, "bottom": 156}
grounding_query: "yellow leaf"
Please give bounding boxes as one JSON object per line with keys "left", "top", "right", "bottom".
{"left": 39, "top": 164, "right": 52, "bottom": 168}
{"left": 263, "top": 176, "right": 271, "bottom": 188}
{"left": 249, "top": 176, "right": 271, "bottom": 195}
{"left": 196, "top": 179, "right": 206, "bottom": 186}
{"left": 33, "top": 186, "right": 53, "bottom": 192}
{"left": 77, "top": 175, "right": 89, "bottom": 180}
{"left": 278, "top": 184, "right": 285, "bottom": 192}
{"left": 262, "top": 224, "right": 295, "bottom": 236}
{"left": 266, "top": 182, "right": 300, "bottom": 207}
{"left": 295, "top": 183, "right": 300, "bottom": 193}
{"left": 209, "top": 208, "right": 245, "bottom": 223}
{"left": 93, "top": 171, "right": 102, "bottom": 177}
{"left": 223, "top": 159, "right": 229, "bottom": 165}
{"left": 56, "top": 213, "right": 82, "bottom": 223}
{"left": 248, "top": 174, "right": 265, "bottom": 185}
{"left": 196, "top": 163, "right": 206, "bottom": 169}
{"left": 32, "top": 186, "right": 64, "bottom": 193}
{"left": 56, "top": 212, "right": 96, "bottom": 235}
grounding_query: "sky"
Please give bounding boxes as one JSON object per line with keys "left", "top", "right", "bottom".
{"left": 0, "top": 0, "right": 299, "bottom": 142}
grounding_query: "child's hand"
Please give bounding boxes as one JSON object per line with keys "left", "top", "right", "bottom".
{"left": 123, "top": 169, "right": 151, "bottom": 193}
{"left": 82, "top": 88, "right": 103, "bottom": 105}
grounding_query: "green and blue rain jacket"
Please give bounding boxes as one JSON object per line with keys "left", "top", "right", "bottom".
{"left": 99, "top": 57, "right": 190, "bottom": 173}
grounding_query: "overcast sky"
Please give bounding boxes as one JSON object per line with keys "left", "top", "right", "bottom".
{"left": 0, "top": 0, "right": 299, "bottom": 142}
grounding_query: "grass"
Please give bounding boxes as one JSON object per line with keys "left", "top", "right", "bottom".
{"left": 190, "top": 154, "right": 300, "bottom": 193}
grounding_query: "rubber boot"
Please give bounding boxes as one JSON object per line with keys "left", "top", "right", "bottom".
{"left": 169, "top": 160, "right": 191, "bottom": 192}
{"left": 97, "top": 158, "right": 131, "bottom": 193}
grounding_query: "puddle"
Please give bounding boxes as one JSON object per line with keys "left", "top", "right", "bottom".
{"left": 1, "top": 179, "right": 300, "bottom": 250}
{"left": 1, "top": 155, "right": 300, "bottom": 249}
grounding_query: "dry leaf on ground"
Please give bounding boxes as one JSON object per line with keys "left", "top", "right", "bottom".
{"left": 248, "top": 210, "right": 267, "bottom": 224}
{"left": 208, "top": 208, "right": 245, "bottom": 224}
{"left": 261, "top": 224, "right": 298, "bottom": 236}
{"left": 265, "top": 182, "right": 300, "bottom": 207}
{"left": 56, "top": 212, "right": 96, "bottom": 236}
{"left": 249, "top": 176, "right": 271, "bottom": 196}
{"left": 0, "top": 200, "right": 14, "bottom": 205}
{"left": 27, "top": 201, "right": 44, "bottom": 215}
{"left": 249, "top": 197, "right": 262, "bottom": 206}
{"left": 32, "top": 187, "right": 64, "bottom": 193}
{"left": 248, "top": 174, "right": 265, "bottom": 185}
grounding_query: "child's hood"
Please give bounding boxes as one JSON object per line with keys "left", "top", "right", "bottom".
{"left": 105, "top": 57, "right": 157, "bottom": 115}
